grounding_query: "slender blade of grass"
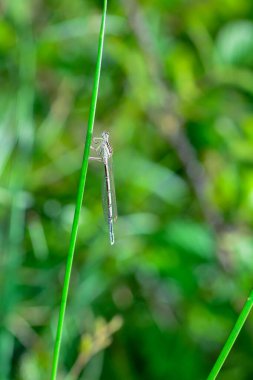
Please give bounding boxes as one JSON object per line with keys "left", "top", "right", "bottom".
{"left": 207, "top": 290, "right": 253, "bottom": 380}
{"left": 50, "top": 2, "right": 107, "bottom": 379}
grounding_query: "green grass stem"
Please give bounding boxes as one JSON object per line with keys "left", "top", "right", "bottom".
{"left": 207, "top": 290, "right": 253, "bottom": 380}
{"left": 50, "top": 2, "right": 107, "bottom": 379}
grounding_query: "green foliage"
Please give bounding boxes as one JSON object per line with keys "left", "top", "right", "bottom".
{"left": 1, "top": 0, "right": 253, "bottom": 379}
{"left": 217, "top": 21, "right": 253, "bottom": 66}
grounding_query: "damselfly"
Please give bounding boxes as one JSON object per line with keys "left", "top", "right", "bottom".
{"left": 90, "top": 132, "right": 117, "bottom": 245}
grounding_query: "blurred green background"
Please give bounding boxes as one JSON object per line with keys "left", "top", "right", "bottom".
{"left": 1, "top": 0, "right": 253, "bottom": 379}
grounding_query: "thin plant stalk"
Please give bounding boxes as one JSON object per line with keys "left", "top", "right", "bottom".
{"left": 207, "top": 290, "right": 253, "bottom": 380}
{"left": 50, "top": 2, "right": 107, "bottom": 379}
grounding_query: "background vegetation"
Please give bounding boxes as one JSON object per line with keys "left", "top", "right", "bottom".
{"left": 1, "top": 0, "right": 253, "bottom": 379}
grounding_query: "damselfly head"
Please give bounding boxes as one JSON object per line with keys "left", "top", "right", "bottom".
{"left": 102, "top": 131, "right": 109, "bottom": 142}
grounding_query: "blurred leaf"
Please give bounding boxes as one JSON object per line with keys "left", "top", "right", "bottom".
{"left": 165, "top": 220, "right": 215, "bottom": 259}
{"left": 216, "top": 20, "right": 253, "bottom": 66}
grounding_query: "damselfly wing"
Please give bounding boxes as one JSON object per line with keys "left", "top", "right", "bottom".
{"left": 102, "top": 156, "right": 117, "bottom": 220}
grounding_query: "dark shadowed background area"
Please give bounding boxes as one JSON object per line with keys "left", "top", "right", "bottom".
{"left": 1, "top": 0, "right": 253, "bottom": 379}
